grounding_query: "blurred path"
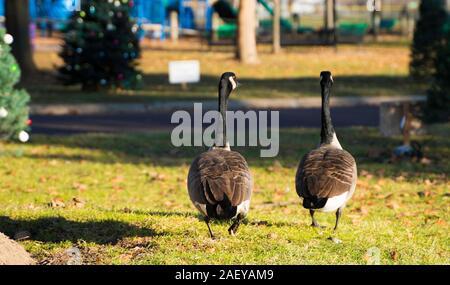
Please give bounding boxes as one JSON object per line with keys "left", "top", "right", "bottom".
{"left": 31, "top": 106, "right": 378, "bottom": 135}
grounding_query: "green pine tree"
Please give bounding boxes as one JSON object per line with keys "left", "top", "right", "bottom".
{"left": 425, "top": 24, "right": 450, "bottom": 122}
{"left": 0, "top": 29, "right": 31, "bottom": 142}
{"left": 59, "top": 0, "right": 142, "bottom": 91}
{"left": 410, "top": 0, "right": 447, "bottom": 79}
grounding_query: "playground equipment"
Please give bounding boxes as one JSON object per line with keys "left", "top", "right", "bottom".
{"left": 0, "top": 0, "right": 420, "bottom": 43}
{"left": 208, "top": 0, "right": 339, "bottom": 45}
{"left": 209, "top": 0, "right": 295, "bottom": 41}
{"left": 0, "top": 0, "right": 209, "bottom": 40}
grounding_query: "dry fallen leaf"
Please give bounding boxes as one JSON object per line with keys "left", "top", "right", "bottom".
{"left": 395, "top": 175, "right": 405, "bottom": 182}
{"left": 149, "top": 172, "right": 166, "bottom": 182}
{"left": 51, "top": 197, "right": 66, "bottom": 208}
{"left": 420, "top": 157, "right": 432, "bottom": 165}
{"left": 267, "top": 233, "right": 278, "bottom": 239}
{"left": 282, "top": 207, "right": 292, "bottom": 215}
{"left": 72, "top": 182, "right": 87, "bottom": 191}
{"left": 72, "top": 197, "right": 85, "bottom": 208}
{"left": 356, "top": 206, "right": 369, "bottom": 215}
{"left": 387, "top": 201, "right": 400, "bottom": 210}
{"left": 111, "top": 175, "right": 124, "bottom": 184}
{"left": 390, "top": 250, "right": 399, "bottom": 261}
{"left": 384, "top": 193, "right": 394, "bottom": 201}
{"left": 373, "top": 184, "right": 382, "bottom": 191}
{"left": 360, "top": 170, "right": 373, "bottom": 179}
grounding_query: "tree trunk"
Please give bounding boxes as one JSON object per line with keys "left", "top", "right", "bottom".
{"left": 5, "top": 0, "right": 36, "bottom": 79}
{"left": 237, "top": 0, "right": 259, "bottom": 64}
{"left": 273, "top": 0, "right": 281, "bottom": 54}
{"left": 324, "top": 0, "right": 337, "bottom": 45}
{"left": 370, "top": 0, "right": 382, "bottom": 41}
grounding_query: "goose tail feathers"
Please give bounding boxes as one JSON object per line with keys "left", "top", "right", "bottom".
{"left": 302, "top": 196, "right": 328, "bottom": 209}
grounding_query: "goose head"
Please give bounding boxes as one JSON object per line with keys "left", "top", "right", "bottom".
{"left": 219, "top": 72, "right": 239, "bottom": 96}
{"left": 320, "top": 71, "right": 334, "bottom": 88}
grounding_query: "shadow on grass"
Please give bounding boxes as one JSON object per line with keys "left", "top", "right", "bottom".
{"left": 106, "top": 208, "right": 196, "bottom": 218}
{"left": 27, "top": 71, "right": 425, "bottom": 103}
{"left": 0, "top": 216, "right": 161, "bottom": 245}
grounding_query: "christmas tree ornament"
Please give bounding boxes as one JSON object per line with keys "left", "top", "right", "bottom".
{"left": 0, "top": 107, "right": 8, "bottom": 118}
{"left": 0, "top": 29, "right": 30, "bottom": 141}
{"left": 18, "top": 130, "right": 29, "bottom": 143}
{"left": 3, "top": 33, "right": 13, "bottom": 45}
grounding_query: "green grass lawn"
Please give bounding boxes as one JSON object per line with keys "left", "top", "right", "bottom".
{"left": 0, "top": 125, "right": 448, "bottom": 264}
{"left": 28, "top": 42, "right": 426, "bottom": 103}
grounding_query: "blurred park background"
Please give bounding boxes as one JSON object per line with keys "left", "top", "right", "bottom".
{"left": 0, "top": 0, "right": 448, "bottom": 265}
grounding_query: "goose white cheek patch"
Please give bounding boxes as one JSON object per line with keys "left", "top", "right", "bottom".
{"left": 229, "top": 77, "right": 237, "bottom": 90}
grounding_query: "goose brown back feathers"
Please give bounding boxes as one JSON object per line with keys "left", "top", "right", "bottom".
{"left": 188, "top": 148, "right": 252, "bottom": 219}
{"left": 296, "top": 146, "right": 356, "bottom": 201}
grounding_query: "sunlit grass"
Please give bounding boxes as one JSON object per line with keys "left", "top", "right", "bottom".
{"left": 29, "top": 41, "right": 425, "bottom": 103}
{"left": 0, "top": 125, "right": 448, "bottom": 264}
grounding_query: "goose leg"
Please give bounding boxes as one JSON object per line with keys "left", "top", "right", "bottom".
{"left": 228, "top": 214, "right": 243, "bottom": 236}
{"left": 328, "top": 207, "right": 344, "bottom": 244}
{"left": 205, "top": 217, "right": 215, "bottom": 239}
{"left": 333, "top": 207, "right": 343, "bottom": 231}
{"left": 310, "top": 209, "right": 321, "bottom": 228}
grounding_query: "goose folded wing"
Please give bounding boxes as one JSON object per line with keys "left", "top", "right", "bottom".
{"left": 298, "top": 148, "right": 355, "bottom": 198}
{"left": 190, "top": 150, "right": 252, "bottom": 206}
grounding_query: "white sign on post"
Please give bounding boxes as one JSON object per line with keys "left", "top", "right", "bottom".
{"left": 169, "top": 60, "right": 200, "bottom": 84}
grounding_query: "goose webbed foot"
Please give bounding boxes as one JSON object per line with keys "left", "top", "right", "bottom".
{"left": 309, "top": 209, "right": 325, "bottom": 228}
{"left": 328, "top": 236, "right": 342, "bottom": 244}
{"left": 311, "top": 222, "right": 325, "bottom": 229}
{"left": 228, "top": 214, "right": 243, "bottom": 236}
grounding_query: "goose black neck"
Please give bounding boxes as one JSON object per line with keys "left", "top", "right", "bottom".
{"left": 218, "top": 84, "right": 230, "bottom": 147}
{"left": 320, "top": 83, "right": 334, "bottom": 144}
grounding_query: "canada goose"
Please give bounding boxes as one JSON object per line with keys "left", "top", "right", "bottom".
{"left": 187, "top": 72, "right": 252, "bottom": 239}
{"left": 295, "top": 71, "right": 357, "bottom": 232}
